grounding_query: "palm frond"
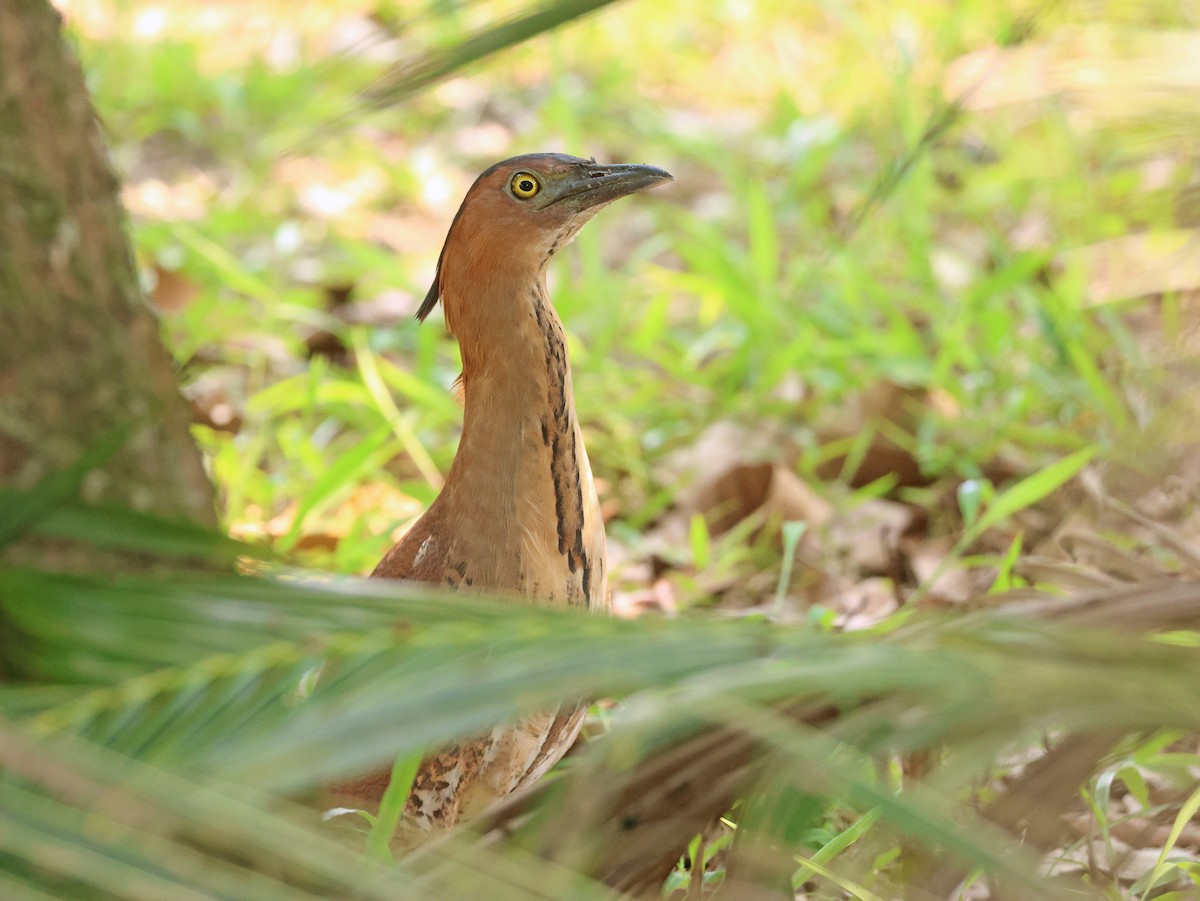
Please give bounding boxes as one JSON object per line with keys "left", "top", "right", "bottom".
{"left": 4, "top": 552, "right": 1200, "bottom": 894}
{"left": 0, "top": 722, "right": 614, "bottom": 901}
{"left": 294, "top": 0, "right": 626, "bottom": 151}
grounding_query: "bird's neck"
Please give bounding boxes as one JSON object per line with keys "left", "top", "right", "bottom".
{"left": 450, "top": 279, "right": 580, "bottom": 489}
{"left": 438, "top": 274, "right": 602, "bottom": 604}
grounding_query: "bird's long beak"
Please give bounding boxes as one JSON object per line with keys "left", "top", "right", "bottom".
{"left": 540, "top": 162, "right": 673, "bottom": 212}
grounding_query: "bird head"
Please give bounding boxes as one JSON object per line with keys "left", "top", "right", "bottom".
{"left": 416, "top": 153, "right": 673, "bottom": 329}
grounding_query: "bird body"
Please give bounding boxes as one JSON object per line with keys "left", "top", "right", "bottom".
{"left": 336, "top": 153, "right": 672, "bottom": 834}
{"left": 373, "top": 275, "right": 604, "bottom": 609}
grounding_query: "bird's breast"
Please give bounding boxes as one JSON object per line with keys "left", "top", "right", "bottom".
{"left": 434, "top": 417, "right": 605, "bottom": 609}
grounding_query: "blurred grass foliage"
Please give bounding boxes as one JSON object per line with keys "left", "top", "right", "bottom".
{"left": 3, "top": 548, "right": 1200, "bottom": 898}
{"left": 67, "top": 0, "right": 1198, "bottom": 574}
{"left": 14, "top": 0, "right": 1198, "bottom": 897}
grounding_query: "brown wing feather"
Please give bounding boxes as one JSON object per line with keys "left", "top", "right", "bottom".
{"left": 370, "top": 502, "right": 449, "bottom": 582}
{"left": 324, "top": 506, "right": 449, "bottom": 809}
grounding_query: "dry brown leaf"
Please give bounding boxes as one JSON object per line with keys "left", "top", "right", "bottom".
{"left": 903, "top": 535, "right": 973, "bottom": 603}
{"left": 1014, "top": 557, "right": 1120, "bottom": 592}
{"left": 1058, "top": 532, "right": 1172, "bottom": 581}
{"left": 656, "top": 421, "right": 787, "bottom": 518}
{"left": 945, "top": 28, "right": 1200, "bottom": 119}
{"left": 685, "top": 457, "right": 830, "bottom": 537}
{"left": 149, "top": 264, "right": 200, "bottom": 311}
{"left": 813, "top": 381, "right": 928, "bottom": 490}
{"left": 611, "top": 579, "right": 677, "bottom": 620}
{"left": 229, "top": 502, "right": 298, "bottom": 541}
{"left": 292, "top": 533, "right": 340, "bottom": 553}
{"left": 327, "top": 482, "right": 424, "bottom": 543}
{"left": 815, "top": 432, "right": 927, "bottom": 490}
{"left": 645, "top": 424, "right": 830, "bottom": 593}
{"left": 183, "top": 368, "right": 245, "bottom": 434}
{"left": 1052, "top": 835, "right": 1200, "bottom": 887}
{"left": 827, "top": 498, "right": 913, "bottom": 576}
{"left": 228, "top": 483, "right": 422, "bottom": 552}
{"left": 830, "top": 577, "right": 899, "bottom": 631}
{"left": 1064, "top": 812, "right": 1200, "bottom": 853}
{"left": 1067, "top": 230, "right": 1200, "bottom": 305}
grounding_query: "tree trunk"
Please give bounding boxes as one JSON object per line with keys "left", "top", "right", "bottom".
{"left": 0, "top": 0, "right": 216, "bottom": 555}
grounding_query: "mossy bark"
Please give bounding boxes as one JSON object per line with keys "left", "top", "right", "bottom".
{"left": 0, "top": 1, "right": 216, "bottom": 551}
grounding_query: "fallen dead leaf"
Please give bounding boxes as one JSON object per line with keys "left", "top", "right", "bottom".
{"left": 1051, "top": 835, "right": 1200, "bottom": 888}
{"left": 611, "top": 579, "right": 677, "bottom": 620}
{"left": 649, "top": 421, "right": 828, "bottom": 550}
{"left": 830, "top": 577, "right": 899, "bottom": 631}
{"left": 827, "top": 498, "right": 913, "bottom": 576}
{"left": 815, "top": 433, "right": 928, "bottom": 489}
{"left": 903, "top": 534, "right": 973, "bottom": 604}
{"left": 1065, "top": 812, "right": 1200, "bottom": 853}
{"left": 656, "top": 421, "right": 785, "bottom": 510}
{"left": 149, "top": 264, "right": 200, "bottom": 311}
{"left": 702, "top": 462, "right": 832, "bottom": 536}
{"left": 945, "top": 28, "right": 1200, "bottom": 119}
{"left": 1066, "top": 230, "right": 1200, "bottom": 305}
{"left": 228, "top": 483, "right": 423, "bottom": 556}
{"left": 183, "top": 368, "right": 245, "bottom": 434}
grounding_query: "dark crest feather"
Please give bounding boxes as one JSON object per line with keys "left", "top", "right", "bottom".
{"left": 415, "top": 251, "right": 443, "bottom": 322}
{"left": 415, "top": 176, "right": 477, "bottom": 322}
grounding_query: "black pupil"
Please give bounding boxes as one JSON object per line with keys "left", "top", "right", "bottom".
{"left": 519, "top": 179, "right": 534, "bottom": 193}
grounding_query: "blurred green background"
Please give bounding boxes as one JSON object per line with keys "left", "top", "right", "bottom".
{"left": 67, "top": 0, "right": 1198, "bottom": 590}
{"left": 10, "top": 1, "right": 1197, "bottom": 897}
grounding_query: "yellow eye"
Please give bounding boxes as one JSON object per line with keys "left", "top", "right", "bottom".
{"left": 510, "top": 171, "right": 541, "bottom": 199}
